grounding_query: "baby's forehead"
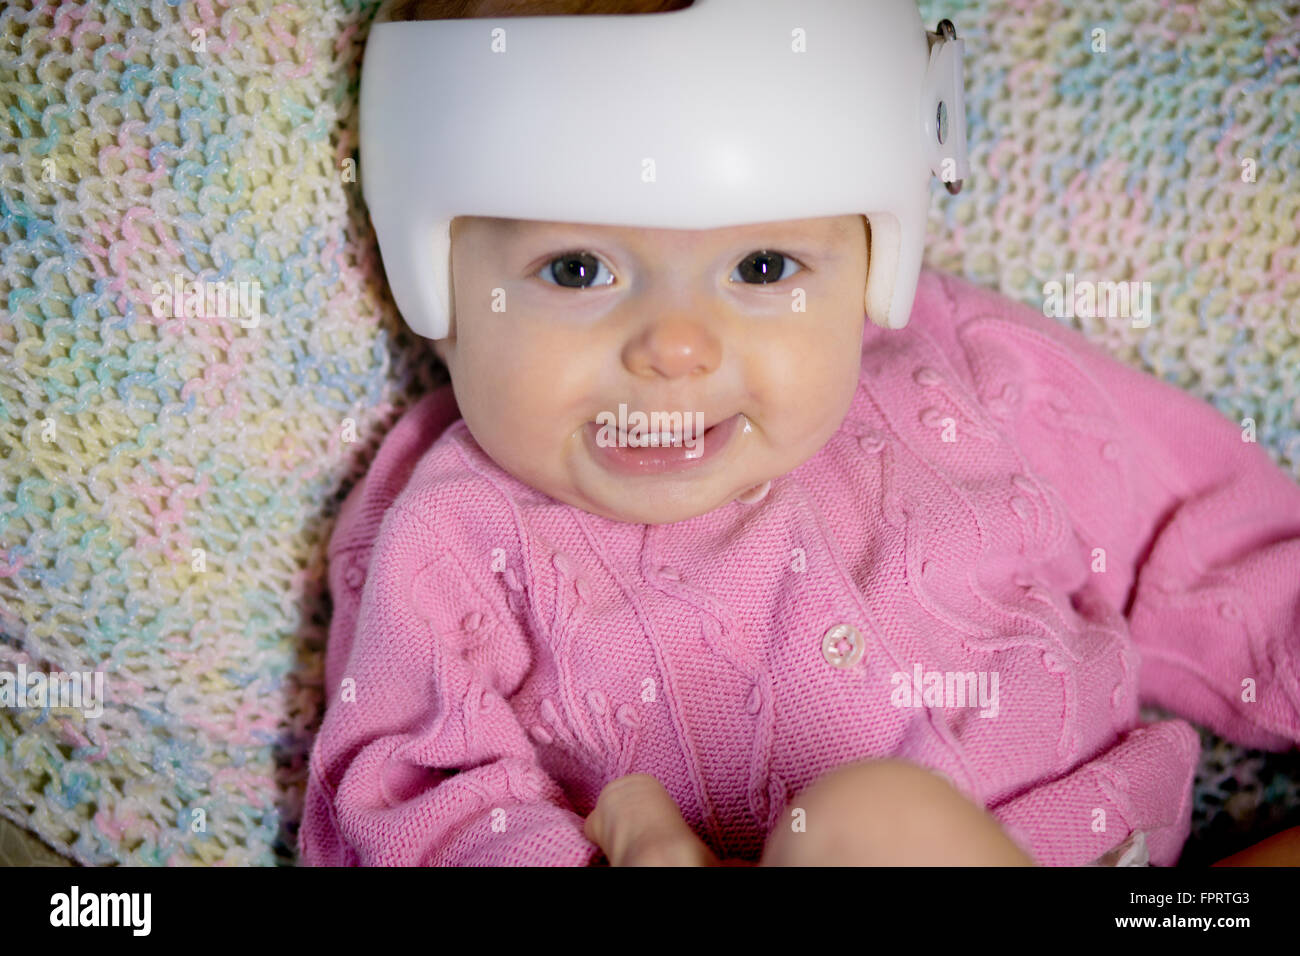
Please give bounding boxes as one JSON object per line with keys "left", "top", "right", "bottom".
{"left": 462, "top": 214, "right": 856, "bottom": 244}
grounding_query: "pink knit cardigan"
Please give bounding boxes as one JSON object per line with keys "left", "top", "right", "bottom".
{"left": 300, "top": 269, "right": 1300, "bottom": 866}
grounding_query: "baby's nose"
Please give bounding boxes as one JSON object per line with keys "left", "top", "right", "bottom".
{"left": 622, "top": 316, "right": 722, "bottom": 379}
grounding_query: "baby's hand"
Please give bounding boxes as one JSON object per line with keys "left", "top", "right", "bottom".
{"left": 585, "top": 773, "right": 720, "bottom": 866}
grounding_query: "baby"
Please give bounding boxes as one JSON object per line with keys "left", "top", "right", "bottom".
{"left": 299, "top": 0, "right": 1300, "bottom": 866}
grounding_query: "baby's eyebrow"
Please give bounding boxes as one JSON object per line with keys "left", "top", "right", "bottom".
{"left": 491, "top": 217, "right": 853, "bottom": 248}
{"left": 828, "top": 217, "right": 860, "bottom": 238}
{"left": 753, "top": 217, "right": 856, "bottom": 244}
{"left": 486, "top": 218, "right": 523, "bottom": 237}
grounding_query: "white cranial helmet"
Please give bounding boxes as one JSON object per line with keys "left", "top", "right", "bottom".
{"left": 360, "top": 0, "right": 968, "bottom": 338}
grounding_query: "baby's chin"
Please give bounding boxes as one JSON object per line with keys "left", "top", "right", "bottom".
{"left": 557, "top": 439, "right": 778, "bottom": 524}
{"left": 477, "top": 447, "right": 749, "bottom": 525}
{"left": 561, "top": 478, "right": 769, "bottom": 526}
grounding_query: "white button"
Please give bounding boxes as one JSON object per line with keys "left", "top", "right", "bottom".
{"left": 821, "top": 624, "right": 865, "bottom": 668}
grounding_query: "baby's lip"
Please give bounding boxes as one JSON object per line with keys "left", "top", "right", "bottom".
{"left": 583, "top": 413, "right": 744, "bottom": 475}
{"left": 590, "top": 412, "right": 725, "bottom": 443}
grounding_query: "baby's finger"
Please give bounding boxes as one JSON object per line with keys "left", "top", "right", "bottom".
{"left": 585, "top": 773, "right": 699, "bottom": 862}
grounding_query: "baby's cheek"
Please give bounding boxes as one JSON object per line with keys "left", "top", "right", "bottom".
{"left": 782, "top": 334, "right": 860, "bottom": 428}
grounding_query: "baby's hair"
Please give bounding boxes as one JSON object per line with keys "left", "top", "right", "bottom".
{"left": 377, "top": 0, "right": 694, "bottom": 22}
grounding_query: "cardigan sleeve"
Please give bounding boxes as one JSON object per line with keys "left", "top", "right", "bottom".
{"left": 943, "top": 273, "right": 1300, "bottom": 752}
{"left": 299, "top": 503, "right": 600, "bottom": 866}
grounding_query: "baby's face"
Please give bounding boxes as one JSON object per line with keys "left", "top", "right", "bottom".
{"left": 434, "top": 214, "right": 868, "bottom": 524}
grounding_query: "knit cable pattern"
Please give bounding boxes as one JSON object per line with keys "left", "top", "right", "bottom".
{"left": 1, "top": 0, "right": 1296, "bottom": 864}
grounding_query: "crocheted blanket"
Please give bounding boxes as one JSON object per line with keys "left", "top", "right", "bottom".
{"left": 1, "top": 0, "right": 1296, "bottom": 866}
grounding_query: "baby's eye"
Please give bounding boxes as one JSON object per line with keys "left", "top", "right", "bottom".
{"left": 536, "top": 249, "right": 804, "bottom": 288}
{"left": 731, "top": 250, "right": 803, "bottom": 285}
{"left": 537, "top": 251, "right": 615, "bottom": 289}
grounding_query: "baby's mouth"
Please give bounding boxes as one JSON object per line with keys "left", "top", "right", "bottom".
{"left": 583, "top": 413, "right": 743, "bottom": 476}
{"left": 609, "top": 422, "right": 708, "bottom": 449}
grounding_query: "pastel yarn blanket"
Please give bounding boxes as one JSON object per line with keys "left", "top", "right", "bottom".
{"left": 0, "top": 0, "right": 1296, "bottom": 864}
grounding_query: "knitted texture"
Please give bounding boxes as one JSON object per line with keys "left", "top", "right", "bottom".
{"left": 301, "top": 269, "right": 1300, "bottom": 867}
{"left": 1, "top": 0, "right": 1297, "bottom": 865}
{"left": 0, "top": 0, "right": 444, "bottom": 865}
